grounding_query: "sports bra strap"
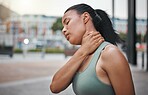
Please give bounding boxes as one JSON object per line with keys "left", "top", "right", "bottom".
{"left": 87, "top": 41, "right": 110, "bottom": 71}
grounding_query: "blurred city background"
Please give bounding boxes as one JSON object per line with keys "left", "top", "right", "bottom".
{"left": 0, "top": 0, "right": 147, "bottom": 95}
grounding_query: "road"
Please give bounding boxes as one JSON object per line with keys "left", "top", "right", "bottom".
{"left": 0, "top": 53, "right": 75, "bottom": 95}
{"left": 0, "top": 52, "right": 147, "bottom": 95}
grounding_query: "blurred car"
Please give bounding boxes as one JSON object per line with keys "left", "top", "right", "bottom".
{"left": 0, "top": 45, "right": 13, "bottom": 57}
{"left": 0, "top": 27, "right": 14, "bottom": 57}
{"left": 35, "top": 39, "right": 46, "bottom": 49}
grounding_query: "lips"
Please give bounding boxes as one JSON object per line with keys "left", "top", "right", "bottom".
{"left": 65, "top": 34, "right": 69, "bottom": 40}
{"left": 64, "top": 33, "right": 70, "bottom": 40}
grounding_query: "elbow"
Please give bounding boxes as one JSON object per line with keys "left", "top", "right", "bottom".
{"left": 50, "top": 83, "right": 61, "bottom": 93}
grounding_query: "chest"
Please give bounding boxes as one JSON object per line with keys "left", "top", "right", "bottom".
{"left": 72, "top": 57, "right": 114, "bottom": 95}
{"left": 77, "top": 54, "right": 110, "bottom": 85}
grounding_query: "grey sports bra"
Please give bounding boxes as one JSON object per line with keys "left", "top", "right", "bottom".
{"left": 72, "top": 42, "right": 115, "bottom": 95}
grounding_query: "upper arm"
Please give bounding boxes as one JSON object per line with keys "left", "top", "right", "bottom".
{"left": 101, "top": 45, "right": 135, "bottom": 95}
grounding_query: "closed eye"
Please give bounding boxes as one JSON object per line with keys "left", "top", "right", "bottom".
{"left": 65, "top": 20, "right": 70, "bottom": 25}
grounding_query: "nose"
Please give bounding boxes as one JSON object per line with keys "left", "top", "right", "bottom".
{"left": 62, "top": 27, "right": 67, "bottom": 34}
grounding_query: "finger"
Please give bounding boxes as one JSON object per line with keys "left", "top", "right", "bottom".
{"left": 91, "top": 31, "right": 100, "bottom": 36}
{"left": 93, "top": 39, "right": 104, "bottom": 47}
{"left": 86, "top": 31, "right": 93, "bottom": 35}
{"left": 89, "top": 34, "right": 102, "bottom": 42}
{"left": 92, "top": 34, "right": 102, "bottom": 40}
{"left": 84, "top": 31, "right": 101, "bottom": 39}
{"left": 98, "top": 38, "right": 105, "bottom": 43}
{"left": 83, "top": 31, "right": 90, "bottom": 37}
{"left": 94, "top": 36, "right": 104, "bottom": 44}
{"left": 86, "top": 32, "right": 93, "bottom": 38}
{"left": 94, "top": 37, "right": 104, "bottom": 43}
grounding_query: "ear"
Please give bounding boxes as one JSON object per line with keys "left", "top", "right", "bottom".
{"left": 82, "top": 12, "right": 90, "bottom": 24}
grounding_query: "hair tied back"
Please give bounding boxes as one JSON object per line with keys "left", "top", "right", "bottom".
{"left": 94, "top": 10, "right": 102, "bottom": 24}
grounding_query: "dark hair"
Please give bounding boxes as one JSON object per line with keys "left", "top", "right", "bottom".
{"left": 65, "top": 3, "right": 122, "bottom": 45}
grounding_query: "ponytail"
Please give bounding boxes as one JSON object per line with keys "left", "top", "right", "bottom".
{"left": 93, "top": 9, "right": 122, "bottom": 45}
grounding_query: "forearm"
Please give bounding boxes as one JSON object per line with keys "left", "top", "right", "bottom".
{"left": 50, "top": 48, "right": 87, "bottom": 93}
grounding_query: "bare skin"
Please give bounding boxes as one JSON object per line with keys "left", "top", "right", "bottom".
{"left": 50, "top": 10, "right": 135, "bottom": 95}
{"left": 50, "top": 30, "right": 104, "bottom": 93}
{"left": 78, "top": 44, "right": 135, "bottom": 95}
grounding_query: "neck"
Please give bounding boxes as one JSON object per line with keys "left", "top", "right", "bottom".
{"left": 85, "top": 21, "right": 98, "bottom": 33}
{"left": 86, "top": 28, "right": 97, "bottom": 33}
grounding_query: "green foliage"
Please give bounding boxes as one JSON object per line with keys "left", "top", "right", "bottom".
{"left": 14, "top": 48, "right": 64, "bottom": 53}
{"left": 51, "top": 17, "right": 63, "bottom": 32}
{"left": 28, "top": 48, "right": 64, "bottom": 53}
{"left": 136, "top": 33, "right": 146, "bottom": 43}
{"left": 45, "top": 48, "right": 64, "bottom": 53}
{"left": 119, "top": 32, "right": 127, "bottom": 41}
{"left": 14, "top": 49, "right": 23, "bottom": 53}
{"left": 118, "top": 32, "right": 146, "bottom": 43}
{"left": 28, "top": 49, "right": 42, "bottom": 52}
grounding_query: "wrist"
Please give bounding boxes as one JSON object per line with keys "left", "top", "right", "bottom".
{"left": 76, "top": 47, "right": 88, "bottom": 57}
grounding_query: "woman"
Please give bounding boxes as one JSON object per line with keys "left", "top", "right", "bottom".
{"left": 50, "top": 3, "right": 135, "bottom": 95}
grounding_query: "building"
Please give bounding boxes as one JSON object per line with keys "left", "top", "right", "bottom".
{"left": 0, "top": 4, "right": 18, "bottom": 22}
{"left": 8, "top": 14, "right": 60, "bottom": 49}
{"left": 114, "top": 18, "right": 147, "bottom": 35}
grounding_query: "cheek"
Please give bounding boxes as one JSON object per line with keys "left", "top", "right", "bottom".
{"left": 70, "top": 23, "right": 86, "bottom": 37}
{"left": 68, "top": 19, "right": 86, "bottom": 44}
{"left": 70, "top": 18, "right": 85, "bottom": 32}
{"left": 69, "top": 30, "right": 85, "bottom": 45}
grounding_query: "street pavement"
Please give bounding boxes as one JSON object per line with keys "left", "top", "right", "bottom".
{"left": 0, "top": 52, "right": 147, "bottom": 95}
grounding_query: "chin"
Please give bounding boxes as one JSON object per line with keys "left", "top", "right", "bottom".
{"left": 69, "top": 41, "right": 78, "bottom": 45}
{"left": 69, "top": 40, "right": 80, "bottom": 45}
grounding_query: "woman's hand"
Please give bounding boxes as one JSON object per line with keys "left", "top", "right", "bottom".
{"left": 80, "top": 31, "right": 104, "bottom": 55}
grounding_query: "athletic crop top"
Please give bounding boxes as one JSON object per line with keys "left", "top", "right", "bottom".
{"left": 72, "top": 42, "right": 115, "bottom": 95}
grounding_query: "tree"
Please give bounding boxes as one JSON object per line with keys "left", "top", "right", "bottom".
{"left": 51, "top": 17, "right": 63, "bottom": 32}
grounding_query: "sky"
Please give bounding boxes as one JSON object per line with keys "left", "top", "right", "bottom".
{"left": 0, "top": 0, "right": 147, "bottom": 19}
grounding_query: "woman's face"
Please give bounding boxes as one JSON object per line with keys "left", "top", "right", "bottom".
{"left": 62, "top": 10, "right": 86, "bottom": 45}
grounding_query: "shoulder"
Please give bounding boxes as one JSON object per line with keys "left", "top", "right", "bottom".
{"left": 101, "top": 44, "right": 123, "bottom": 61}
{"left": 100, "top": 44, "right": 129, "bottom": 71}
